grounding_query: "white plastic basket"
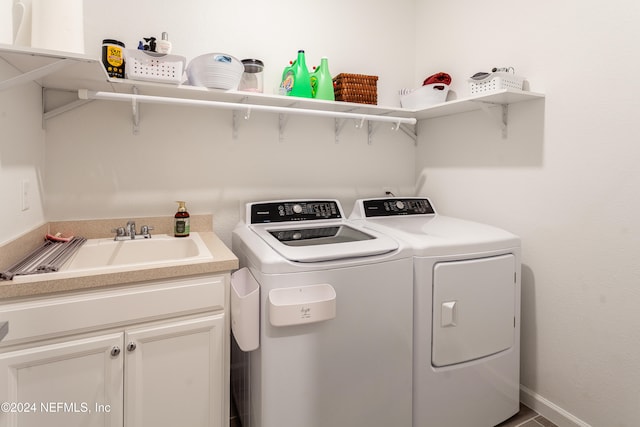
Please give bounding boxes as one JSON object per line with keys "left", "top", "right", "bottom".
{"left": 468, "top": 72, "right": 524, "bottom": 94}
{"left": 124, "top": 49, "right": 186, "bottom": 84}
{"left": 400, "top": 83, "right": 450, "bottom": 109}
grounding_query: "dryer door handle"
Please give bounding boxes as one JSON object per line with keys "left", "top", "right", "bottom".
{"left": 441, "top": 301, "right": 457, "bottom": 327}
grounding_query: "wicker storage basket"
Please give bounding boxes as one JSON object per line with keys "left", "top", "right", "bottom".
{"left": 333, "top": 73, "right": 378, "bottom": 105}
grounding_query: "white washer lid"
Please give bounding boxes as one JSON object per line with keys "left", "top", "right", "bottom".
{"left": 249, "top": 221, "right": 398, "bottom": 262}
{"left": 350, "top": 198, "right": 520, "bottom": 255}
{"left": 244, "top": 199, "right": 398, "bottom": 262}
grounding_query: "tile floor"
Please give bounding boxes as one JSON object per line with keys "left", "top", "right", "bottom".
{"left": 229, "top": 401, "right": 557, "bottom": 427}
{"left": 496, "top": 403, "right": 558, "bottom": 427}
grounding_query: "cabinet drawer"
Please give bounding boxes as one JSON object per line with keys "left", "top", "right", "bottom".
{"left": 0, "top": 274, "right": 226, "bottom": 346}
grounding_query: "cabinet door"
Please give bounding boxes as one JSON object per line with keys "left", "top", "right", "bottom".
{"left": 0, "top": 333, "right": 124, "bottom": 427}
{"left": 124, "top": 315, "right": 225, "bottom": 427}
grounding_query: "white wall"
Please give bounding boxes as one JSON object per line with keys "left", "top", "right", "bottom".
{"left": 81, "top": 0, "right": 416, "bottom": 107}
{"left": 43, "top": 0, "right": 418, "bottom": 245}
{"left": 0, "top": 62, "right": 46, "bottom": 245}
{"left": 4, "top": 0, "right": 639, "bottom": 425}
{"left": 414, "top": 1, "right": 640, "bottom": 426}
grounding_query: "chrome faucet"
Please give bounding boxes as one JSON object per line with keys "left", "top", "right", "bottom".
{"left": 112, "top": 221, "right": 154, "bottom": 241}
{"left": 126, "top": 221, "right": 136, "bottom": 239}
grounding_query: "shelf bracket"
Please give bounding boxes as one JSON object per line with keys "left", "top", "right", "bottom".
{"left": 366, "top": 118, "right": 414, "bottom": 145}
{"left": 232, "top": 96, "right": 250, "bottom": 140}
{"left": 41, "top": 88, "right": 92, "bottom": 127}
{"left": 131, "top": 86, "right": 140, "bottom": 135}
{"left": 335, "top": 118, "right": 347, "bottom": 144}
{"left": 367, "top": 121, "right": 379, "bottom": 145}
{"left": 278, "top": 101, "right": 300, "bottom": 142}
{"left": 42, "top": 98, "right": 92, "bottom": 121}
{"left": 232, "top": 110, "right": 240, "bottom": 139}
{"left": 399, "top": 123, "right": 417, "bottom": 145}
{"left": 0, "top": 58, "right": 73, "bottom": 92}
{"left": 477, "top": 102, "right": 508, "bottom": 139}
{"left": 279, "top": 113, "right": 289, "bottom": 143}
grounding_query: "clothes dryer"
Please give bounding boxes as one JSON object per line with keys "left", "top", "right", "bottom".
{"left": 350, "top": 197, "right": 521, "bottom": 427}
{"left": 231, "top": 200, "right": 414, "bottom": 427}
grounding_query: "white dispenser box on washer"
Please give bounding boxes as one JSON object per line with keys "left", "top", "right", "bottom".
{"left": 268, "top": 283, "right": 336, "bottom": 327}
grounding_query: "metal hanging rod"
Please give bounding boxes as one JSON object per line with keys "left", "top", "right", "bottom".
{"left": 78, "top": 89, "right": 417, "bottom": 126}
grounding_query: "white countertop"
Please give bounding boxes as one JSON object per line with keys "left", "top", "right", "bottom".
{"left": 0, "top": 231, "right": 238, "bottom": 300}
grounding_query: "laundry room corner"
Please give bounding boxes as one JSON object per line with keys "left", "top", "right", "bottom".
{"left": 3, "top": 0, "right": 640, "bottom": 426}
{"left": 0, "top": 62, "right": 47, "bottom": 245}
{"left": 413, "top": 1, "right": 640, "bottom": 426}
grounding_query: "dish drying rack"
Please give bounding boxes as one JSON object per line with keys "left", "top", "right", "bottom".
{"left": 0, "top": 237, "right": 86, "bottom": 280}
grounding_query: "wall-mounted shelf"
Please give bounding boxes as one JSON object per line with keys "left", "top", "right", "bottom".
{"left": 0, "top": 44, "right": 115, "bottom": 92}
{"left": 1, "top": 45, "right": 545, "bottom": 141}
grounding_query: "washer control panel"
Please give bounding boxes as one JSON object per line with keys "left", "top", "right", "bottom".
{"left": 251, "top": 200, "right": 342, "bottom": 223}
{"left": 361, "top": 198, "right": 435, "bottom": 217}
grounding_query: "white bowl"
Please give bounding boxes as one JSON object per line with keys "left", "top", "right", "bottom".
{"left": 187, "top": 53, "right": 244, "bottom": 90}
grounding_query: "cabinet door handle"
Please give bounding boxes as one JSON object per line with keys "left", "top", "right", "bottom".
{"left": 127, "top": 342, "right": 137, "bottom": 352}
{"left": 110, "top": 346, "right": 121, "bottom": 357}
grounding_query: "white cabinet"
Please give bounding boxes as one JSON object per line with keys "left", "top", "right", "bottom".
{"left": 0, "top": 333, "right": 123, "bottom": 427}
{"left": 0, "top": 274, "right": 230, "bottom": 427}
{"left": 124, "top": 315, "right": 225, "bottom": 427}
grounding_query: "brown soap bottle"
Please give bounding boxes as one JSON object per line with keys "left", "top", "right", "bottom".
{"left": 174, "top": 201, "right": 190, "bottom": 237}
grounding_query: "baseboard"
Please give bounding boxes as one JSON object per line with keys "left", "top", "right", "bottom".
{"left": 520, "top": 385, "right": 592, "bottom": 427}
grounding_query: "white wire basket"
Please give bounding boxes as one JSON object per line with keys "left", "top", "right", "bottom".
{"left": 124, "top": 49, "right": 186, "bottom": 84}
{"left": 468, "top": 72, "right": 524, "bottom": 94}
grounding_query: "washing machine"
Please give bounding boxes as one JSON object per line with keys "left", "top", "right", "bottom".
{"left": 230, "top": 199, "right": 414, "bottom": 427}
{"left": 350, "top": 197, "right": 521, "bottom": 427}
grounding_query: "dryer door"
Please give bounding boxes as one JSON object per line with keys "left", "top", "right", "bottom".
{"left": 432, "top": 254, "right": 516, "bottom": 367}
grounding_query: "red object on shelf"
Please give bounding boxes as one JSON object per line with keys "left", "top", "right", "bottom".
{"left": 423, "top": 72, "right": 451, "bottom": 86}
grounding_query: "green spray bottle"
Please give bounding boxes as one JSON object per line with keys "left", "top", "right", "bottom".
{"left": 311, "top": 57, "right": 335, "bottom": 101}
{"left": 280, "top": 50, "right": 313, "bottom": 98}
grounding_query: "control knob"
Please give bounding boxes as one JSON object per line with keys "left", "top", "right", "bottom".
{"left": 292, "top": 204, "right": 303, "bottom": 214}
{"left": 395, "top": 201, "right": 405, "bottom": 210}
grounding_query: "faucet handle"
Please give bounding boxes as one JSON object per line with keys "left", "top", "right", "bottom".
{"left": 140, "top": 225, "right": 154, "bottom": 237}
{"left": 111, "top": 227, "right": 126, "bottom": 240}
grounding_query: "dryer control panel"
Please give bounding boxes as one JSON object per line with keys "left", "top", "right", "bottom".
{"left": 362, "top": 198, "right": 436, "bottom": 217}
{"left": 250, "top": 200, "right": 343, "bottom": 223}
